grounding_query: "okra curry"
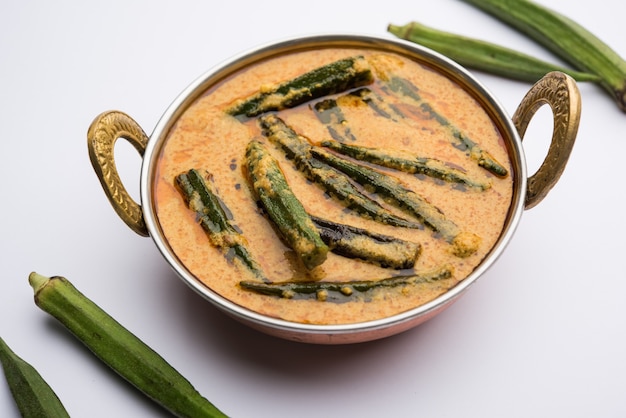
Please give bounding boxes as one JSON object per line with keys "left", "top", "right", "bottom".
{"left": 153, "top": 47, "right": 513, "bottom": 325}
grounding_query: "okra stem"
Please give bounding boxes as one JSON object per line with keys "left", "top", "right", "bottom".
{"left": 227, "top": 55, "right": 374, "bottom": 118}
{"left": 321, "top": 140, "right": 491, "bottom": 190}
{"left": 240, "top": 264, "right": 454, "bottom": 302}
{"left": 461, "top": 0, "right": 626, "bottom": 111}
{"left": 245, "top": 139, "right": 329, "bottom": 271}
{"left": 28, "top": 272, "right": 228, "bottom": 418}
{"left": 310, "top": 147, "right": 481, "bottom": 257}
{"left": 0, "top": 336, "right": 70, "bottom": 418}
{"left": 383, "top": 75, "right": 508, "bottom": 177}
{"left": 176, "top": 169, "right": 267, "bottom": 281}
{"left": 258, "top": 114, "right": 422, "bottom": 230}
{"left": 387, "top": 21, "right": 599, "bottom": 83}
{"left": 310, "top": 215, "right": 421, "bottom": 269}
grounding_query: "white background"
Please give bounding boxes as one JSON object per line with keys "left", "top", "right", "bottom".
{"left": 1, "top": 1, "right": 625, "bottom": 417}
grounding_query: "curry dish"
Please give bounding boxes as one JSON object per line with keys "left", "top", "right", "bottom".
{"left": 153, "top": 47, "right": 513, "bottom": 325}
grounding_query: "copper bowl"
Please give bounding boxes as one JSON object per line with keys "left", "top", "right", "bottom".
{"left": 87, "top": 34, "right": 580, "bottom": 344}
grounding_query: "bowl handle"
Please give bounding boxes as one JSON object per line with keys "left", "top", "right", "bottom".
{"left": 512, "top": 71, "right": 581, "bottom": 210}
{"left": 87, "top": 111, "right": 150, "bottom": 236}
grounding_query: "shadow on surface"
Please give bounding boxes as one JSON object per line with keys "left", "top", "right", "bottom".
{"left": 161, "top": 267, "right": 443, "bottom": 381}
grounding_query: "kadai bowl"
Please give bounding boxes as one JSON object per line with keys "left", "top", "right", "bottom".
{"left": 88, "top": 34, "right": 580, "bottom": 344}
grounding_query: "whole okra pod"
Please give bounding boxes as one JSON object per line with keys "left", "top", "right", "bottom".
{"left": 28, "top": 272, "right": 228, "bottom": 418}
{"left": 387, "top": 21, "right": 599, "bottom": 83}
{"left": 0, "top": 336, "right": 70, "bottom": 418}
{"left": 462, "top": 0, "right": 626, "bottom": 112}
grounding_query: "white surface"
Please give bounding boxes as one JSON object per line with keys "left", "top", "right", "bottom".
{"left": 1, "top": 1, "right": 625, "bottom": 417}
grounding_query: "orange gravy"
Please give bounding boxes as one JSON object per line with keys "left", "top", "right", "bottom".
{"left": 153, "top": 47, "right": 513, "bottom": 325}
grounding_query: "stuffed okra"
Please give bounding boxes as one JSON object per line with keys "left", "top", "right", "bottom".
{"left": 321, "top": 140, "right": 491, "bottom": 190}
{"left": 240, "top": 264, "right": 454, "bottom": 302}
{"left": 258, "top": 114, "right": 422, "bottom": 230}
{"left": 310, "top": 215, "right": 421, "bottom": 269}
{"left": 176, "top": 168, "right": 267, "bottom": 281}
{"left": 227, "top": 55, "right": 374, "bottom": 118}
{"left": 245, "top": 139, "right": 329, "bottom": 271}
{"left": 310, "top": 147, "right": 481, "bottom": 257}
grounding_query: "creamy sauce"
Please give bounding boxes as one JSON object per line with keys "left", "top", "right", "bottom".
{"left": 154, "top": 47, "right": 513, "bottom": 325}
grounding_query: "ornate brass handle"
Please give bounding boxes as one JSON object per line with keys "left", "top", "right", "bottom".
{"left": 87, "top": 111, "right": 150, "bottom": 236}
{"left": 512, "top": 71, "right": 581, "bottom": 209}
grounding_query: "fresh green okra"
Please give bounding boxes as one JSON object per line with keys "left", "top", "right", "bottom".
{"left": 388, "top": 21, "right": 599, "bottom": 83}
{"left": 28, "top": 272, "right": 228, "bottom": 418}
{"left": 0, "top": 336, "right": 70, "bottom": 418}
{"left": 461, "top": 0, "right": 626, "bottom": 112}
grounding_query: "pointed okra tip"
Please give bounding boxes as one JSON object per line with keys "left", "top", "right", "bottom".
{"left": 0, "top": 335, "right": 8, "bottom": 352}
{"left": 28, "top": 272, "right": 51, "bottom": 294}
{"left": 0, "top": 336, "right": 17, "bottom": 362}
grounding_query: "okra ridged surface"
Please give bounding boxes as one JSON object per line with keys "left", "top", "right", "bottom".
{"left": 28, "top": 273, "right": 228, "bottom": 418}
{"left": 388, "top": 21, "right": 600, "bottom": 83}
{"left": 461, "top": 0, "right": 626, "bottom": 111}
{"left": 0, "top": 336, "right": 70, "bottom": 418}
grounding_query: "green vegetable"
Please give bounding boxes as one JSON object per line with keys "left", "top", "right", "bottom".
{"left": 383, "top": 75, "right": 508, "bottom": 177}
{"left": 387, "top": 21, "right": 599, "bottom": 83}
{"left": 310, "top": 147, "right": 481, "bottom": 257}
{"left": 310, "top": 215, "right": 421, "bottom": 269}
{"left": 321, "top": 140, "right": 491, "bottom": 190}
{"left": 461, "top": 0, "right": 626, "bottom": 111}
{"left": 176, "top": 168, "right": 266, "bottom": 281}
{"left": 227, "top": 55, "right": 374, "bottom": 118}
{"left": 0, "top": 336, "right": 70, "bottom": 418}
{"left": 28, "top": 272, "right": 228, "bottom": 418}
{"left": 245, "top": 139, "right": 329, "bottom": 270}
{"left": 258, "top": 114, "right": 422, "bottom": 229}
{"left": 240, "top": 264, "right": 454, "bottom": 302}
